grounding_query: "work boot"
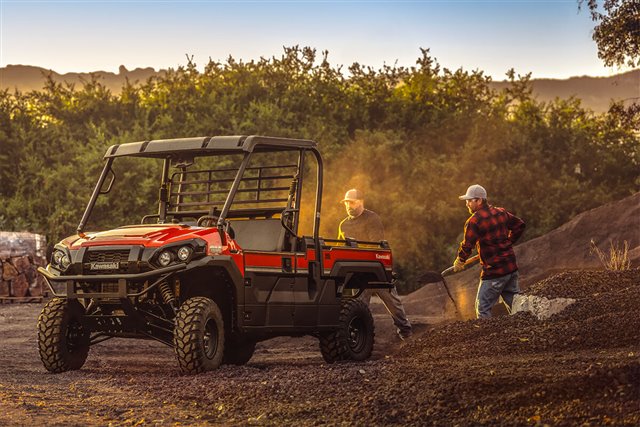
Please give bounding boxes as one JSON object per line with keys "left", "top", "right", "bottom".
{"left": 398, "top": 328, "right": 413, "bottom": 341}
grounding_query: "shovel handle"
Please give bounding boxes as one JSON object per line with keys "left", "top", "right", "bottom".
{"left": 441, "top": 254, "right": 480, "bottom": 277}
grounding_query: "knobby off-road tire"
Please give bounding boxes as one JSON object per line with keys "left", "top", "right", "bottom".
{"left": 173, "top": 297, "right": 225, "bottom": 374}
{"left": 223, "top": 335, "right": 257, "bottom": 365}
{"left": 319, "top": 298, "right": 375, "bottom": 363}
{"left": 37, "top": 298, "right": 90, "bottom": 373}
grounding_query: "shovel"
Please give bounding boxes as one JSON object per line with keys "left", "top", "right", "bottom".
{"left": 416, "top": 255, "right": 480, "bottom": 311}
{"left": 440, "top": 254, "right": 480, "bottom": 277}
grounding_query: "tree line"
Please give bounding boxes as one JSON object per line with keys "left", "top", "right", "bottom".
{"left": 0, "top": 46, "right": 638, "bottom": 292}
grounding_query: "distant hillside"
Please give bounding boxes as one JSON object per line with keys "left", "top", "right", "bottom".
{"left": 489, "top": 69, "right": 639, "bottom": 113}
{"left": 0, "top": 64, "right": 637, "bottom": 113}
{"left": 0, "top": 65, "right": 163, "bottom": 94}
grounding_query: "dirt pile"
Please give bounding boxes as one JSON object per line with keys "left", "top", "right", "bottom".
{"left": 0, "top": 269, "right": 638, "bottom": 425}
{"left": 373, "top": 268, "right": 640, "bottom": 425}
{"left": 516, "top": 192, "right": 640, "bottom": 285}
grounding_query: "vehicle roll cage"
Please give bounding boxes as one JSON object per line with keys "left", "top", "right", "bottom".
{"left": 77, "top": 135, "right": 324, "bottom": 267}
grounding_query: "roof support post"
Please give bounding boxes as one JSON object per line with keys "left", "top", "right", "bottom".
{"left": 218, "top": 152, "right": 252, "bottom": 245}
{"left": 158, "top": 157, "right": 171, "bottom": 223}
{"left": 77, "top": 157, "right": 114, "bottom": 237}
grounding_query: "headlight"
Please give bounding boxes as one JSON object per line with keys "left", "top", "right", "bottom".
{"left": 177, "top": 246, "right": 192, "bottom": 261}
{"left": 52, "top": 250, "right": 70, "bottom": 270}
{"left": 52, "top": 250, "right": 64, "bottom": 266}
{"left": 158, "top": 250, "right": 173, "bottom": 267}
{"left": 60, "top": 254, "right": 71, "bottom": 269}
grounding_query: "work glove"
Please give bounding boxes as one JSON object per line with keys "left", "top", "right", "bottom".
{"left": 453, "top": 258, "right": 466, "bottom": 273}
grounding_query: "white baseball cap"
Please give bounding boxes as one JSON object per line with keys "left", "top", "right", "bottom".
{"left": 459, "top": 184, "right": 487, "bottom": 200}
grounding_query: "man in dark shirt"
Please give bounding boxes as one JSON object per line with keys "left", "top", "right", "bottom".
{"left": 453, "top": 184, "right": 526, "bottom": 318}
{"left": 338, "top": 189, "right": 412, "bottom": 339}
{"left": 338, "top": 190, "right": 385, "bottom": 242}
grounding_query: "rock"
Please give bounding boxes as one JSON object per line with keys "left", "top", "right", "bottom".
{"left": 0, "top": 281, "right": 9, "bottom": 296}
{"left": 0, "top": 232, "right": 47, "bottom": 260}
{"left": 2, "top": 262, "right": 18, "bottom": 281}
{"left": 25, "top": 264, "right": 36, "bottom": 284}
{"left": 11, "top": 273, "right": 29, "bottom": 297}
{"left": 30, "top": 274, "right": 44, "bottom": 296}
{"left": 512, "top": 294, "right": 576, "bottom": 320}
{"left": 11, "top": 255, "right": 31, "bottom": 273}
{"left": 0, "top": 233, "right": 47, "bottom": 300}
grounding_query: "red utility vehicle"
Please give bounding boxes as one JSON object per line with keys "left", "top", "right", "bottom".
{"left": 37, "top": 136, "right": 395, "bottom": 374}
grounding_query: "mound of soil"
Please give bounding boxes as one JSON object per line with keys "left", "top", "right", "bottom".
{"left": 0, "top": 269, "right": 638, "bottom": 425}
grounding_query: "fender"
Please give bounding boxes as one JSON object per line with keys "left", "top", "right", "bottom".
{"left": 184, "top": 255, "right": 245, "bottom": 306}
{"left": 329, "top": 260, "right": 392, "bottom": 289}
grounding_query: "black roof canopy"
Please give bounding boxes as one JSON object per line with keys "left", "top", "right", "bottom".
{"left": 103, "top": 135, "right": 318, "bottom": 159}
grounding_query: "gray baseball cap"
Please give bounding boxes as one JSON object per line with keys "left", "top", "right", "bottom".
{"left": 459, "top": 184, "right": 487, "bottom": 200}
{"left": 341, "top": 189, "right": 363, "bottom": 202}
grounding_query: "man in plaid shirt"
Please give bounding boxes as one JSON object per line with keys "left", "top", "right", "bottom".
{"left": 453, "top": 184, "right": 525, "bottom": 318}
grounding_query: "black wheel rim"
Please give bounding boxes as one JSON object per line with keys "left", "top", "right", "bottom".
{"left": 348, "top": 316, "right": 366, "bottom": 352}
{"left": 203, "top": 318, "right": 218, "bottom": 359}
{"left": 66, "top": 319, "right": 84, "bottom": 353}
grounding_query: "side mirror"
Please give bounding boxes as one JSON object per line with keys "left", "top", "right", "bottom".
{"left": 99, "top": 169, "right": 116, "bottom": 194}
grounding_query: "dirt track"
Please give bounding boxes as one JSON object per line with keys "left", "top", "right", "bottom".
{"left": 0, "top": 269, "right": 638, "bottom": 426}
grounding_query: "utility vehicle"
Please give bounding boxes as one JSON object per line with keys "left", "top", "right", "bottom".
{"left": 37, "top": 136, "right": 395, "bottom": 374}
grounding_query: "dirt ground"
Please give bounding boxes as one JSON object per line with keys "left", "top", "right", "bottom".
{"left": 0, "top": 268, "right": 638, "bottom": 426}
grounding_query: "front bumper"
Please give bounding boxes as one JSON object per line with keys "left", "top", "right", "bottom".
{"left": 37, "top": 263, "right": 186, "bottom": 299}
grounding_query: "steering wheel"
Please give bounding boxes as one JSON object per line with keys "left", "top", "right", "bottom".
{"left": 197, "top": 215, "right": 218, "bottom": 227}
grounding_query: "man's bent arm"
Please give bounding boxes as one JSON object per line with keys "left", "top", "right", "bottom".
{"left": 457, "top": 219, "right": 479, "bottom": 261}
{"left": 507, "top": 213, "right": 526, "bottom": 244}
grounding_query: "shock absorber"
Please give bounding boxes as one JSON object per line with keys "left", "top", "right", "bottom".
{"left": 158, "top": 281, "right": 177, "bottom": 309}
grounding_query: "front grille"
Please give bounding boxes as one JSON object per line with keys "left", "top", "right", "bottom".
{"left": 100, "top": 282, "right": 120, "bottom": 293}
{"left": 84, "top": 249, "right": 130, "bottom": 275}
{"left": 86, "top": 250, "right": 130, "bottom": 263}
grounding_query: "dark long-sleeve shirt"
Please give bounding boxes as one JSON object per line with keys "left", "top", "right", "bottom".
{"left": 457, "top": 204, "right": 525, "bottom": 279}
{"left": 338, "top": 209, "right": 385, "bottom": 242}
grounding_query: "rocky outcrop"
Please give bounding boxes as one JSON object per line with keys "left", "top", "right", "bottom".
{"left": 0, "top": 232, "right": 47, "bottom": 299}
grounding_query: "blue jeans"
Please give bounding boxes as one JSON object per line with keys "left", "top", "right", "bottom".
{"left": 475, "top": 271, "right": 520, "bottom": 319}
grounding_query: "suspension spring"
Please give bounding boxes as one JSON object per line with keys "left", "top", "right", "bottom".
{"left": 158, "top": 281, "right": 177, "bottom": 307}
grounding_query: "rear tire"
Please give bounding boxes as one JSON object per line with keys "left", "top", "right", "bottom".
{"left": 319, "top": 298, "right": 374, "bottom": 363}
{"left": 174, "top": 297, "right": 225, "bottom": 374}
{"left": 37, "top": 298, "right": 90, "bottom": 373}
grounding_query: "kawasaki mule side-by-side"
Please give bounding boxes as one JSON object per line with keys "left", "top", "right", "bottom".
{"left": 37, "top": 136, "right": 395, "bottom": 374}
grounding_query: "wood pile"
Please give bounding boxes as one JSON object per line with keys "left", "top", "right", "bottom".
{"left": 0, "top": 232, "right": 47, "bottom": 302}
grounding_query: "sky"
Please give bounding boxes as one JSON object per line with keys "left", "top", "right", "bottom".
{"left": 0, "top": 0, "right": 632, "bottom": 80}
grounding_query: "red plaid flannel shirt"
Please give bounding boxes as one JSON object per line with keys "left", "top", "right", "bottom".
{"left": 457, "top": 204, "right": 525, "bottom": 279}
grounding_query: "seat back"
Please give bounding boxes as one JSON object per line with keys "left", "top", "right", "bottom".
{"left": 230, "top": 218, "right": 287, "bottom": 252}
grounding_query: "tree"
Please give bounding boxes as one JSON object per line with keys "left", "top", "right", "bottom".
{"left": 581, "top": 0, "right": 640, "bottom": 67}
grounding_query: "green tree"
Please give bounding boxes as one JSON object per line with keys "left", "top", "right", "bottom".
{"left": 1, "top": 46, "right": 637, "bottom": 293}
{"left": 581, "top": 0, "right": 640, "bottom": 67}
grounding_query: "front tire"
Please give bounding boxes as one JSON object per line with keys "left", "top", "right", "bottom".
{"left": 173, "top": 297, "right": 225, "bottom": 374}
{"left": 319, "top": 298, "right": 374, "bottom": 363}
{"left": 37, "top": 298, "right": 90, "bottom": 373}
